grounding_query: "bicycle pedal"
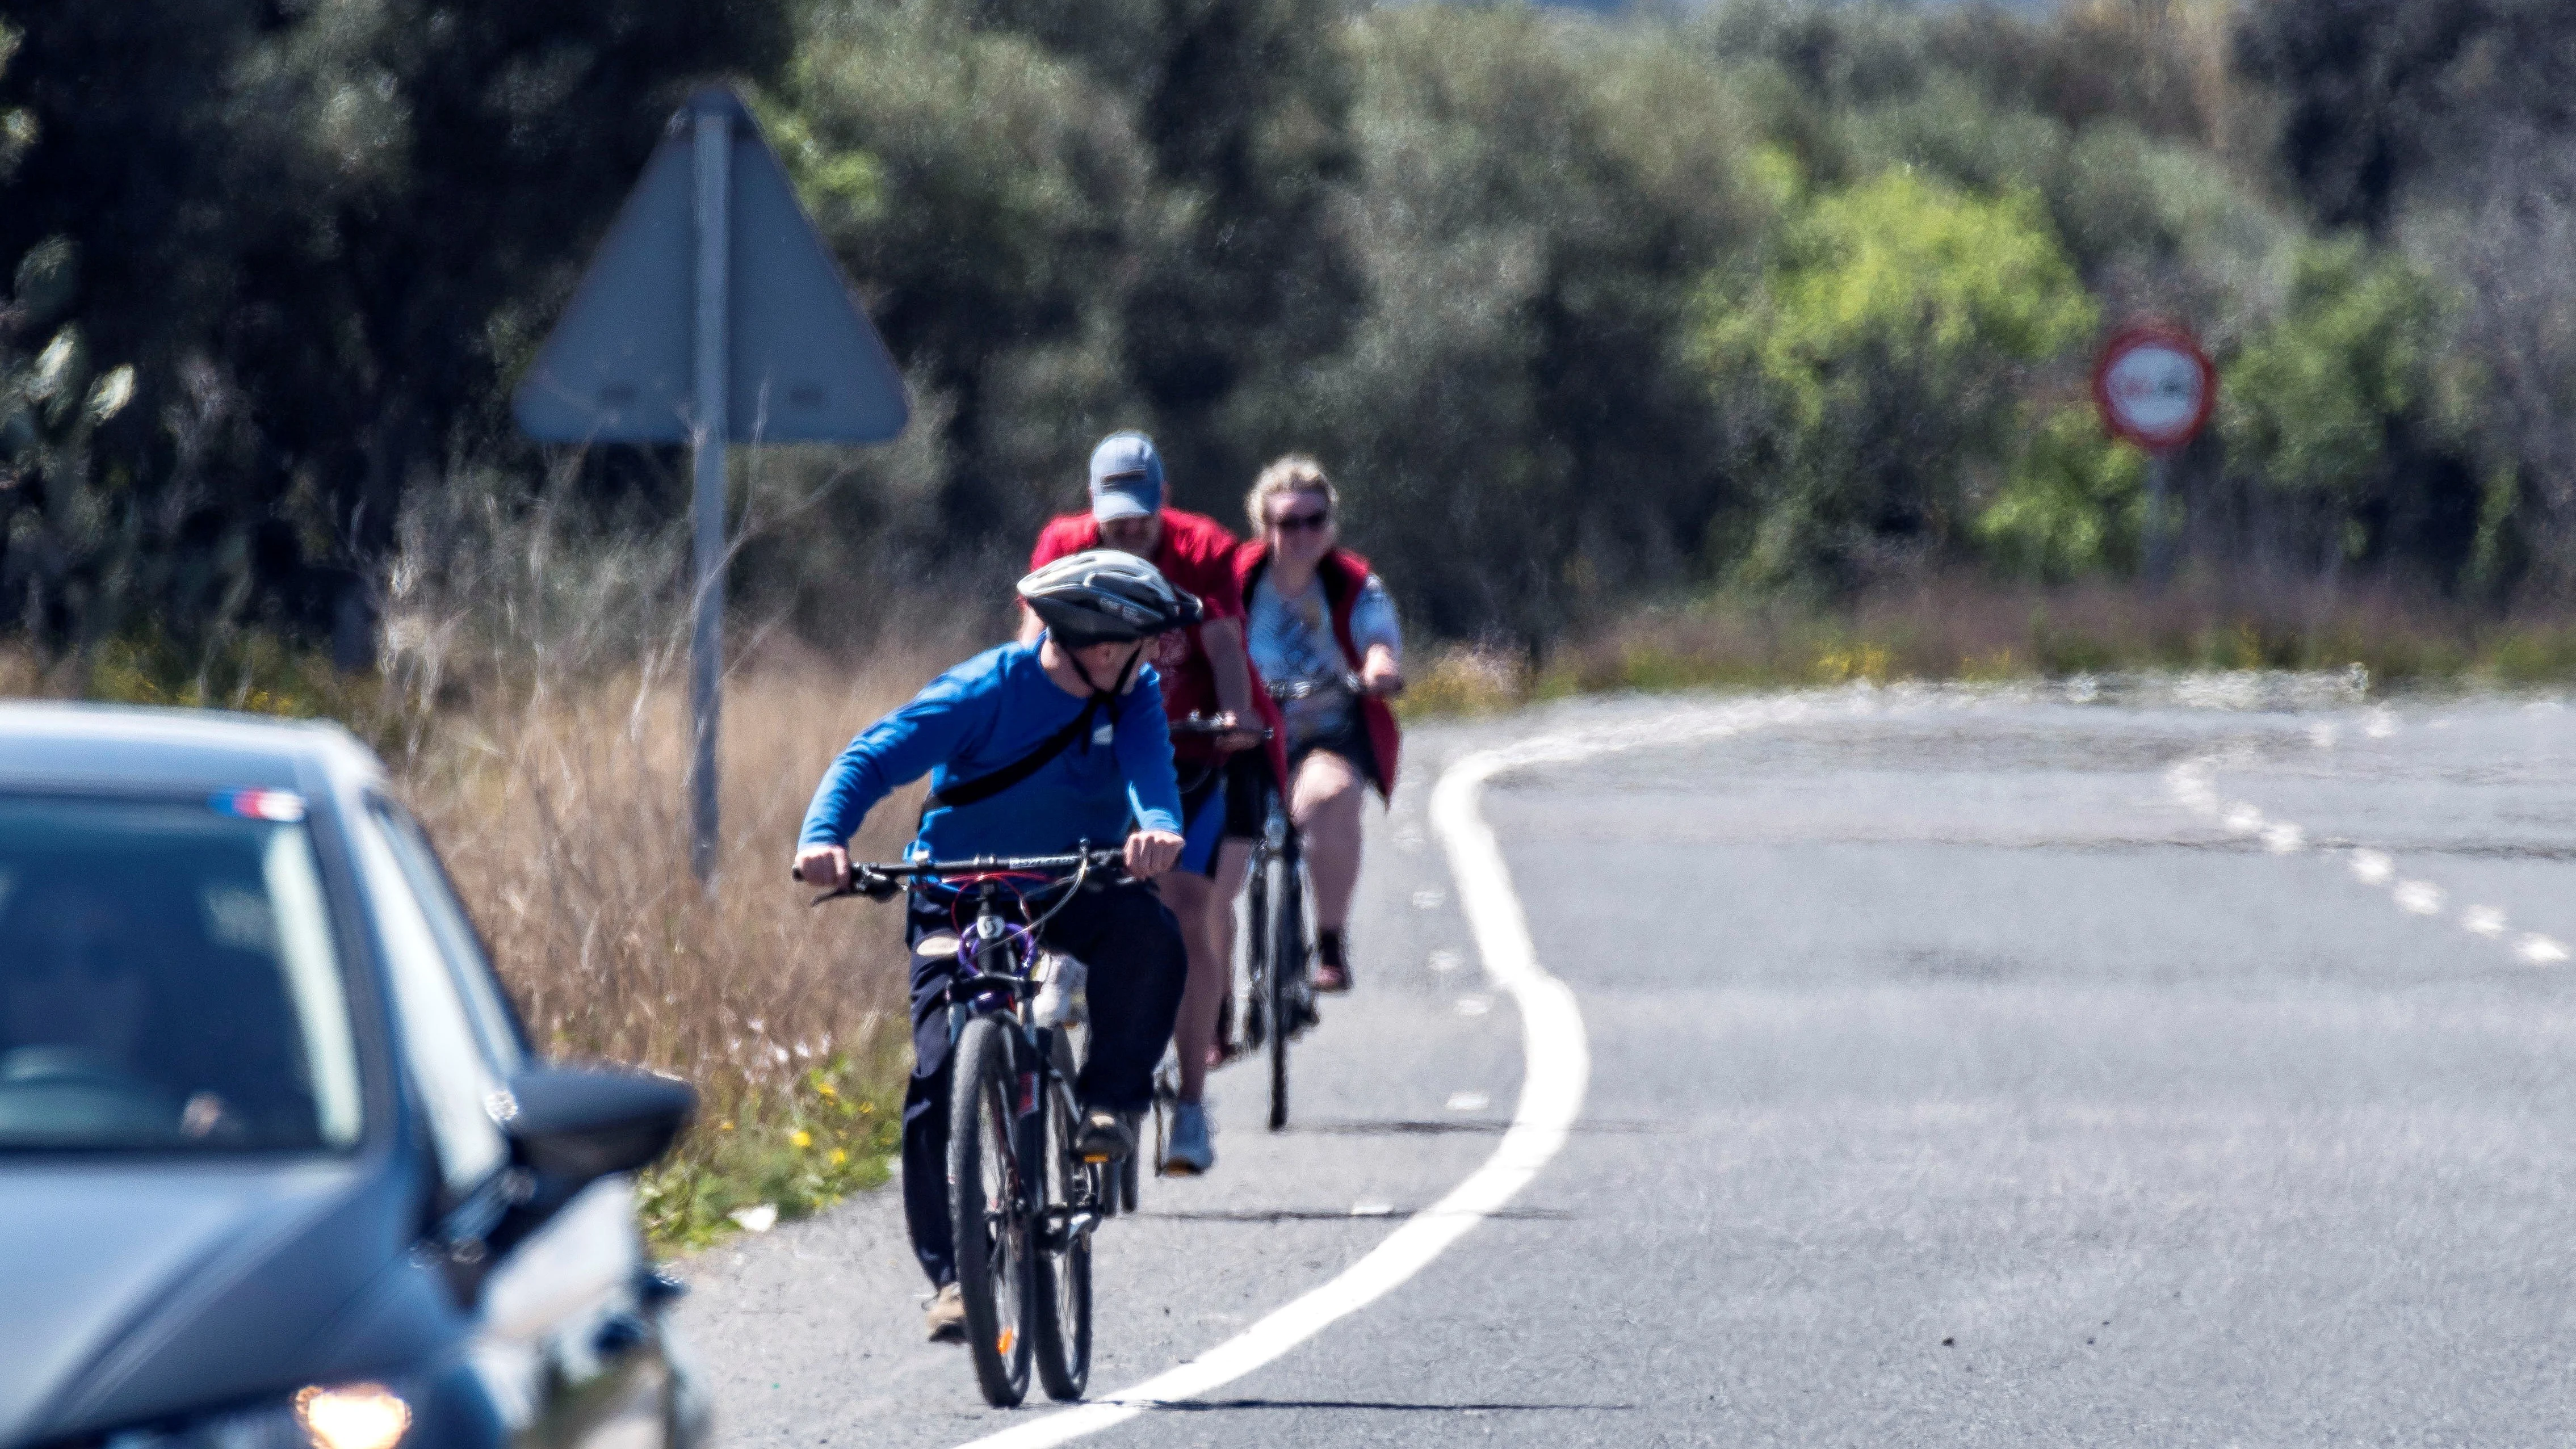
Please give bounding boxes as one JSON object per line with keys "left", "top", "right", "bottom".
{"left": 1081, "top": 1153, "right": 1110, "bottom": 1165}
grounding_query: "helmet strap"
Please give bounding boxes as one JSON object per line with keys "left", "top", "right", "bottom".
{"left": 1054, "top": 635, "right": 1141, "bottom": 753}
{"left": 1056, "top": 633, "right": 1140, "bottom": 700}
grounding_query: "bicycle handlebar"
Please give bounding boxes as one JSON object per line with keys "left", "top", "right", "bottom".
{"left": 794, "top": 845, "right": 1128, "bottom": 903}
{"left": 1170, "top": 712, "right": 1274, "bottom": 741}
{"left": 1265, "top": 673, "right": 1403, "bottom": 702}
{"left": 851, "top": 847, "right": 1127, "bottom": 878}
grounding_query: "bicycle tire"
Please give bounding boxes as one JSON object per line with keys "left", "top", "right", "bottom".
{"left": 948, "top": 1017, "right": 1033, "bottom": 1407}
{"left": 1243, "top": 851, "right": 1271, "bottom": 1053}
{"left": 1266, "top": 855, "right": 1302, "bottom": 1132}
{"left": 1032, "top": 1085, "right": 1093, "bottom": 1401}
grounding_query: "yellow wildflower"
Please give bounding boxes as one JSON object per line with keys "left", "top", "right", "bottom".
{"left": 817, "top": 1082, "right": 838, "bottom": 1099}
{"left": 791, "top": 1129, "right": 812, "bottom": 1149}
{"left": 830, "top": 1148, "right": 849, "bottom": 1166}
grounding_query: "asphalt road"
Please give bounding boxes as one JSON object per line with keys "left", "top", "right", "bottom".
{"left": 679, "top": 679, "right": 2576, "bottom": 1446}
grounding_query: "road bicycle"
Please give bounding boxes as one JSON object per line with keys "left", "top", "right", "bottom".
{"left": 804, "top": 847, "right": 1125, "bottom": 1407}
{"left": 1237, "top": 755, "right": 1313, "bottom": 1131}
{"left": 1235, "top": 669, "right": 1408, "bottom": 1127}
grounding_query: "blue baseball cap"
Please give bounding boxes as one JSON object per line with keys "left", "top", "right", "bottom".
{"left": 1088, "top": 432, "right": 1165, "bottom": 522}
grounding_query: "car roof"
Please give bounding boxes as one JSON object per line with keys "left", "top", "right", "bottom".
{"left": 0, "top": 702, "right": 383, "bottom": 795}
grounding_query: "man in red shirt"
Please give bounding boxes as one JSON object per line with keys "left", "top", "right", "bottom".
{"left": 1023, "top": 432, "right": 1269, "bottom": 1176}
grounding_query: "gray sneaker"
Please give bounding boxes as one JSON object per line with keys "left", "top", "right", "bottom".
{"left": 1162, "top": 1101, "right": 1215, "bottom": 1177}
{"left": 924, "top": 1283, "right": 967, "bottom": 1343}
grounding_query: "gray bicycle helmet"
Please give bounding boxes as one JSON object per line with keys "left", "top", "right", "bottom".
{"left": 1018, "top": 549, "right": 1203, "bottom": 644}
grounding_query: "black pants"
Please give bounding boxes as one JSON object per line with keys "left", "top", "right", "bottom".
{"left": 899, "top": 880, "right": 1187, "bottom": 1287}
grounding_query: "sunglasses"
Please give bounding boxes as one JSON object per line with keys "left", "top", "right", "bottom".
{"left": 1268, "top": 509, "right": 1331, "bottom": 534}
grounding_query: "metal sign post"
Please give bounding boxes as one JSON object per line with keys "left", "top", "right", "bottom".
{"left": 2093, "top": 324, "right": 2217, "bottom": 589}
{"left": 689, "top": 104, "right": 732, "bottom": 883}
{"left": 514, "top": 87, "right": 909, "bottom": 884}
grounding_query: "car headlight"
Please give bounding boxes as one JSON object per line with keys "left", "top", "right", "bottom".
{"left": 291, "top": 1385, "right": 411, "bottom": 1449}
{"left": 107, "top": 1381, "right": 411, "bottom": 1449}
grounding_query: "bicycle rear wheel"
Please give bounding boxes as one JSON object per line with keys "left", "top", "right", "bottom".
{"left": 1033, "top": 1084, "right": 1093, "bottom": 1401}
{"left": 1242, "top": 848, "right": 1272, "bottom": 1053}
{"left": 948, "top": 1017, "right": 1033, "bottom": 1407}
{"left": 1266, "top": 855, "right": 1303, "bottom": 1131}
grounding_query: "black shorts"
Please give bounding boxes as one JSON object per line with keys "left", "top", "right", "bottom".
{"left": 1176, "top": 750, "right": 1269, "bottom": 876}
{"left": 1287, "top": 716, "right": 1377, "bottom": 786}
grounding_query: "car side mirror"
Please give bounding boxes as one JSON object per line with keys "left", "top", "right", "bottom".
{"left": 500, "top": 1064, "right": 697, "bottom": 1190}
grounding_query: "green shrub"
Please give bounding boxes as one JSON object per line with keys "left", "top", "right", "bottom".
{"left": 1977, "top": 406, "right": 2147, "bottom": 581}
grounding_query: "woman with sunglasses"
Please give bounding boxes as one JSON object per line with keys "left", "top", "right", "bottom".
{"left": 1236, "top": 456, "right": 1404, "bottom": 994}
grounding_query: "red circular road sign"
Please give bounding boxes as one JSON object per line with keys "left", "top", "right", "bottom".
{"left": 2093, "top": 324, "right": 2216, "bottom": 453}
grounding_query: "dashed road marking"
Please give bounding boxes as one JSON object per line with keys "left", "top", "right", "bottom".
{"left": 2167, "top": 751, "right": 2567, "bottom": 969}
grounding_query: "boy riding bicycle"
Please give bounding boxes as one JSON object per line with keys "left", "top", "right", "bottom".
{"left": 794, "top": 551, "right": 1198, "bottom": 1342}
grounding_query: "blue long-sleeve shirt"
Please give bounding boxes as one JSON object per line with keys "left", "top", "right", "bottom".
{"left": 798, "top": 641, "right": 1184, "bottom": 861}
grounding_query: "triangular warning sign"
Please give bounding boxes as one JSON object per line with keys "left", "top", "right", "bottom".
{"left": 513, "top": 88, "right": 908, "bottom": 446}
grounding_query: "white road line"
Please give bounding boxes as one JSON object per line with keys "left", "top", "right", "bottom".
{"left": 946, "top": 749, "right": 1589, "bottom": 1448}
{"left": 946, "top": 697, "right": 1809, "bottom": 1448}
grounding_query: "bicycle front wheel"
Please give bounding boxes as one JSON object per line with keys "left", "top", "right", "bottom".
{"left": 1033, "top": 1085, "right": 1094, "bottom": 1401}
{"left": 948, "top": 1016, "right": 1033, "bottom": 1407}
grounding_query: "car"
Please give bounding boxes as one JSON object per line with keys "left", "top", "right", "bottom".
{"left": 0, "top": 702, "right": 709, "bottom": 1449}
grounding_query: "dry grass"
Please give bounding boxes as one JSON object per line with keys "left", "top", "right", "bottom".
{"left": 1403, "top": 569, "right": 2576, "bottom": 716}
{"left": 397, "top": 648, "right": 941, "bottom": 1246}
{"left": 0, "top": 475, "right": 995, "bottom": 1249}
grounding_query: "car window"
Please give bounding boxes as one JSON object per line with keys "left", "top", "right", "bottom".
{"left": 0, "top": 793, "right": 363, "bottom": 1152}
{"left": 346, "top": 797, "right": 507, "bottom": 1192}
{"left": 366, "top": 799, "right": 527, "bottom": 1074}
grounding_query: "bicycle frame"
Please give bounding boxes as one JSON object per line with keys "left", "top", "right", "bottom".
{"left": 805, "top": 849, "right": 1121, "bottom": 1232}
{"left": 938, "top": 879, "right": 1111, "bottom": 1240}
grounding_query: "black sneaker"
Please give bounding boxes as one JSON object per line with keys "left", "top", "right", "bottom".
{"left": 1074, "top": 1107, "right": 1135, "bottom": 1162}
{"left": 1314, "top": 930, "right": 1352, "bottom": 994}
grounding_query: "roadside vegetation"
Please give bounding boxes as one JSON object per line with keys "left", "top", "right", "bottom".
{"left": 9, "top": 0, "right": 2576, "bottom": 1247}
{"left": 1404, "top": 573, "right": 2576, "bottom": 716}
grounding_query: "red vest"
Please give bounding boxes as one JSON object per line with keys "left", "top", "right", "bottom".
{"left": 1235, "top": 543, "right": 1402, "bottom": 800}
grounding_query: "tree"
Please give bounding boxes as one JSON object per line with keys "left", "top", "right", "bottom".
{"left": 2218, "top": 239, "right": 2479, "bottom": 578}
{"left": 1695, "top": 167, "right": 2098, "bottom": 590}
{"left": 0, "top": 0, "right": 793, "bottom": 657}
{"left": 968, "top": 0, "right": 1365, "bottom": 503}
{"left": 2235, "top": 0, "right": 2576, "bottom": 234}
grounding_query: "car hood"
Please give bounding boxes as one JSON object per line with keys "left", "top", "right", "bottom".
{"left": 0, "top": 1156, "right": 421, "bottom": 1444}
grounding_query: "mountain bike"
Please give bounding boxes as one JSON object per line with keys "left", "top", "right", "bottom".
{"left": 805, "top": 847, "right": 1123, "bottom": 1407}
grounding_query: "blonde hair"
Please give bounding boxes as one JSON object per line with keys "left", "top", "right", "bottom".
{"left": 1247, "top": 455, "right": 1338, "bottom": 533}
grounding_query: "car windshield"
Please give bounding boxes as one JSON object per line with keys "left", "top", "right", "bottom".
{"left": 0, "top": 793, "right": 363, "bottom": 1152}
